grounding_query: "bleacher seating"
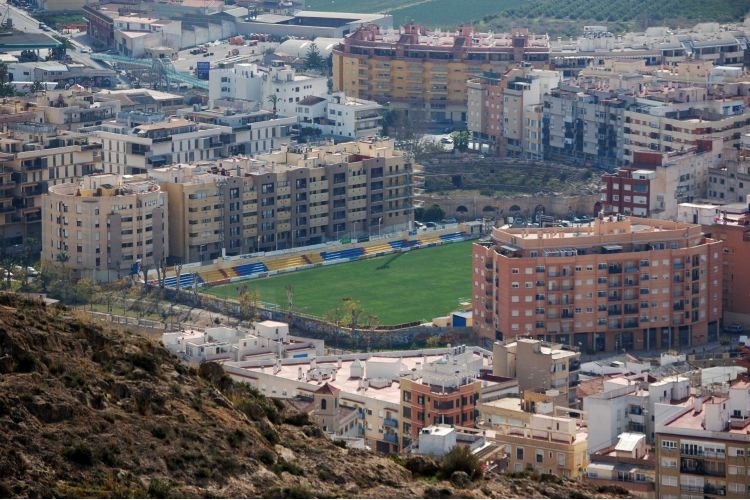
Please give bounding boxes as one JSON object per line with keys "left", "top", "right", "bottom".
{"left": 232, "top": 261, "right": 269, "bottom": 278}
{"left": 305, "top": 253, "right": 323, "bottom": 264}
{"left": 266, "top": 254, "right": 308, "bottom": 271}
{"left": 363, "top": 242, "right": 393, "bottom": 255}
{"left": 440, "top": 232, "right": 467, "bottom": 243}
{"left": 162, "top": 272, "right": 203, "bottom": 289}
{"left": 320, "top": 247, "right": 365, "bottom": 262}
{"left": 418, "top": 234, "right": 443, "bottom": 246}
{"left": 199, "top": 269, "right": 228, "bottom": 284}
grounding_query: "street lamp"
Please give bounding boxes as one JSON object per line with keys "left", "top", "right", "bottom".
{"left": 378, "top": 217, "right": 382, "bottom": 237}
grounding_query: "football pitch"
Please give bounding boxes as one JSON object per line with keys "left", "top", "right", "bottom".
{"left": 205, "top": 241, "right": 474, "bottom": 326}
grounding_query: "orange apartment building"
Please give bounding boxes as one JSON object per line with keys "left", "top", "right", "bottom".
{"left": 472, "top": 215, "right": 724, "bottom": 352}
{"left": 332, "top": 24, "right": 550, "bottom": 123}
{"left": 702, "top": 206, "right": 750, "bottom": 323}
{"left": 400, "top": 346, "right": 482, "bottom": 449}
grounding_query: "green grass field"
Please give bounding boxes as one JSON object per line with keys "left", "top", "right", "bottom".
{"left": 205, "top": 241, "right": 473, "bottom": 326}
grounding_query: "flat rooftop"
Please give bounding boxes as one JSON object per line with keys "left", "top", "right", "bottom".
{"left": 226, "top": 349, "right": 492, "bottom": 407}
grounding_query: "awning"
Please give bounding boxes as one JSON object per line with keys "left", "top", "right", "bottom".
{"left": 602, "top": 244, "right": 623, "bottom": 251}
{"left": 500, "top": 244, "right": 521, "bottom": 252}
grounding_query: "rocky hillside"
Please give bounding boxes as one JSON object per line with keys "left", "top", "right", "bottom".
{"left": 0, "top": 294, "right": 631, "bottom": 498}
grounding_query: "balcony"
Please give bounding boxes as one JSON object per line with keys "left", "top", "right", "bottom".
{"left": 383, "top": 417, "right": 398, "bottom": 428}
{"left": 704, "top": 484, "right": 726, "bottom": 497}
{"left": 383, "top": 432, "right": 398, "bottom": 444}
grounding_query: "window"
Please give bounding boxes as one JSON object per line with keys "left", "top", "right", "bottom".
{"left": 536, "top": 449, "right": 543, "bottom": 463}
{"left": 661, "top": 440, "right": 677, "bottom": 450}
{"left": 516, "top": 447, "right": 524, "bottom": 460}
{"left": 661, "top": 475, "right": 677, "bottom": 487}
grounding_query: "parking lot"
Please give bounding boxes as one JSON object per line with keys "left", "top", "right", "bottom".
{"left": 170, "top": 39, "right": 278, "bottom": 75}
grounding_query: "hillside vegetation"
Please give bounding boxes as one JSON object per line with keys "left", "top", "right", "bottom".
{"left": 0, "top": 294, "right": 632, "bottom": 498}
{"left": 306, "top": 0, "right": 750, "bottom": 34}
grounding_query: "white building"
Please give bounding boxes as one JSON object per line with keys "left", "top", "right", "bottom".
{"left": 208, "top": 62, "right": 328, "bottom": 117}
{"left": 418, "top": 425, "right": 457, "bottom": 457}
{"left": 296, "top": 91, "right": 382, "bottom": 140}
{"left": 584, "top": 375, "right": 691, "bottom": 453}
{"left": 161, "top": 320, "right": 322, "bottom": 363}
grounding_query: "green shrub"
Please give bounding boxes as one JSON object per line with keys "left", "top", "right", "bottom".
{"left": 147, "top": 478, "right": 172, "bottom": 498}
{"left": 63, "top": 444, "right": 95, "bottom": 466}
{"left": 439, "top": 445, "right": 481, "bottom": 480}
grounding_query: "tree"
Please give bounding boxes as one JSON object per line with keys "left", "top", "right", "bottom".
{"left": 266, "top": 94, "right": 279, "bottom": 117}
{"left": 0, "top": 62, "right": 15, "bottom": 97}
{"left": 421, "top": 204, "right": 445, "bottom": 223}
{"left": 238, "top": 285, "right": 261, "bottom": 325}
{"left": 451, "top": 130, "right": 471, "bottom": 152}
{"left": 31, "top": 81, "right": 45, "bottom": 93}
{"left": 302, "top": 41, "right": 325, "bottom": 73}
{"left": 341, "top": 297, "right": 364, "bottom": 333}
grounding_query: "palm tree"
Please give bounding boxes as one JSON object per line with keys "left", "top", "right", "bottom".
{"left": 267, "top": 94, "right": 278, "bottom": 117}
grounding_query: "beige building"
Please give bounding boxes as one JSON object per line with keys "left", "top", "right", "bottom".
{"left": 495, "top": 410, "right": 589, "bottom": 479}
{"left": 96, "top": 117, "right": 232, "bottom": 175}
{"left": 0, "top": 120, "right": 102, "bottom": 249}
{"left": 493, "top": 338, "right": 580, "bottom": 408}
{"left": 473, "top": 216, "right": 724, "bottom": 353}
{"left": 152, "top": 137, "right": 413, "bottom": 261}
{"left": 41, "top": 174, "right": 168, "bottom": 281}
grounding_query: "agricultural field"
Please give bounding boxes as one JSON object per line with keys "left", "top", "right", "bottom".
{"left": 305, "top": 0, "right": 750, "bottom": 34}
{"left": 205, "top": 241, "right": 474, "bottom": 326}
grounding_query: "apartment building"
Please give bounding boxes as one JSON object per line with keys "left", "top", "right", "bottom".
{"left": 676, "top": 198, "right": 750, "bottom": 325}
{"left": 472, "top": 215, "right": 724, "bottom": 353}
{"left": 467, "top": 72, "right": 503, "bottom": 154}
{"left": 497, "top": 411, "right": 589, "bottom": 479}
{"left": 655, "top": 377, "right": 750, "bottom": 499}
{"left": 622, "top": 93, "right": 750, "bottom": 165}
{"left": 332, "top": 24, "right": 550, "bottom": 122}
{"left": 706, "top": 134, "right": 750, "bottom": 205}
{"left": 29, "top": 89, "right": 121, "bottom": 132}
{"left": 296, "top": 91, "right": 382, "bottom": 140}
{"left": 492, "top": 338, "right": 580, "bottom": 408}
{"left": 178, "top": 106, "right": 298, "bottom": 157}
{"left": 208, "top": 62, "right": 329, "bottom": 118}
{"left": 400, "top": 345, "right": 483, "bottom": 448}
{"left": 600, "top": 138, "right": 723, "bottom": 219}
{"left": 95, "top": 117, "right": 233, "bottom": 174}
{"left": 0, "top": 121, "right": 102, "bottom": 248}
{"left": 542, "top": 85, "right": 627, "bottom": 169}
{"left": 584, "top": 375, "right": 691, "bottom": 452}
{"left": 467, "top": 68, "right": 560, "bottom": 157}
{"left": 41, "top": 174, "right": 168, "bottom": 281}
{"left": 151, "top": 137, "right": 412, "bottom": 260}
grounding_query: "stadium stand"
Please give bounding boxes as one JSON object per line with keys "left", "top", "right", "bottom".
{"left": 440, "top": 232, "right": 467, "bottom": 243}
{"left": 162, "top": 272, "right": 203, "bottom": 288}
{"left": 232, "top": 261, "right": 269, "bottom": 278}
{"left": 363, "top": 241, "right": 393, "bottom": 256}
{"left": 265, "top": 254, "right": 308, "bottom": 271}
{"left": 320, "top": 247, "right": 365, "bottom": 262}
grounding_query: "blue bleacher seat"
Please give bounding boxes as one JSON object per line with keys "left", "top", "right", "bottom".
{"left": 163, "top": 272, "right": 203, "bottom": 288}
{"left": 321, "top": 247, "right": 364, "bottom": 262}
{"left": 440, "top": 232, "right": 466, "bottom": 243}
{"left": 233, "top": 262, "right": 268, "bottom": 277}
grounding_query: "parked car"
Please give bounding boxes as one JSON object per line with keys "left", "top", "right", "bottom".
{"left": 79, "top": 47, "right": 92, "bottom": 54}
{"left": 723, "top": 323, "right": 744, "bottom": 334}
{"left": 441, "top": 217, "right": 458, "bottom": 224}
{"left": 425, "top": 222, "right": 437, "bottom": 229}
